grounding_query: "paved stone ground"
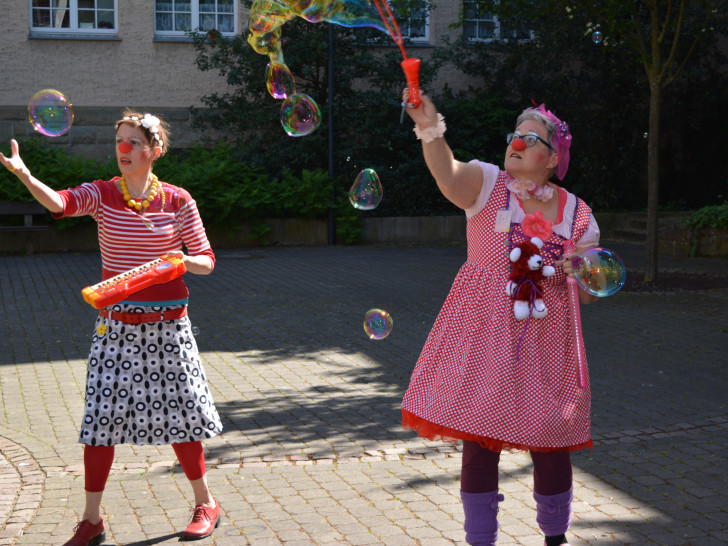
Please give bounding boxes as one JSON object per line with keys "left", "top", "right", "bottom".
{"left": 0, "top": 242, "right": 726, "bottom": 545}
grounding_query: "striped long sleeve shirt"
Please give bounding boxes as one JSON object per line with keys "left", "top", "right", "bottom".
{"left": 53, "top": 177, "right": 215, "bottom": 302}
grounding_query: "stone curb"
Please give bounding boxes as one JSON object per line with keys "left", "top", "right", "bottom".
{"left": 0, "top": 437, "right": 44, "bottom": 545}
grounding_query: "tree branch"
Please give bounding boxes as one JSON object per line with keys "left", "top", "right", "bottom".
{"left": 664, "top": 0, "right": 723, "bottom": 87}
{"left": 657, "top": 0, "right": 673, "bottom": 44}
{"left": 658, "top": 0, "right": 684, "bottom": 84}
{"left": 631, "top": 1, "right": 651, "bottom": 66}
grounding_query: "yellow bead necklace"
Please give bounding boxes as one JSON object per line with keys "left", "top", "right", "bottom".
{"left": 120, "top": 174, "right": 165, "bottom": 211}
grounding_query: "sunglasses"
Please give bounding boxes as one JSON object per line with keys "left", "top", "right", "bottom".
{"left": 506, "top": 132, "right": 555, "bottom": 151}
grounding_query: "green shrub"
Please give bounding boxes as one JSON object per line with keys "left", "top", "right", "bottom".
{"left": 0, "top": 139, "right": 117, "bottom": 228}
{"left": 685, "top": 203, "right": 728, "bottom": 230}
{"left": 0, "top": 139, "right": 116, "bottom": 201}
{"left": 0, "top": 139, "right": 364, "bottom": 243}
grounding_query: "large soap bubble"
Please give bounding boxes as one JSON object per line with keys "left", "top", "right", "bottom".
{"left": 266, "top": 62, "right": 295, "bottom": 99}
{"left": 248, "top": 0, "right": 422, "bottom": 135}
{"left": 348, "top": 168, "right": 383, "bottom": 210}
{"left": 363, "top": 309, "right": 393, "bottom": 340}
{"left": 27, "top": 89, "right": 74, "bottom": 137}
{"left": 280, "top": 94, "right": 321, "bottom": 137}
{"left": 570, "top": 247, "right": 626, "bottom": 297}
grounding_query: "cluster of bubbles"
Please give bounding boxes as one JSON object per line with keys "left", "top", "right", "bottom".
{"left": 27, "top": 89, "right": 74, "bottom": 137}
{"left": 248, "top": 1, "right": 398, "bottom": 337}
{"left": 248, "top": 0, "right": 392, "bottom": 136}
{"left": 350, "top": 166, "right": 386, "bottom": 336}
{"left": 353, "top": 168, "right": 387, "bottom": 337}
{"left": 570, "top": 248, "right": 626, "bottom": 297}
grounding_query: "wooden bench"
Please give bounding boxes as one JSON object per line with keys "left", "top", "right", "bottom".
{"left": 0, "top": 202, "right": 49, "bottom": 254}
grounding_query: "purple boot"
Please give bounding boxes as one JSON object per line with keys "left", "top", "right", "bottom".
{"left": 460, "top": 490, "right": 504, "bottom": 546}
{"left": 533, "top": 487, "right": 573, "bottom": 539}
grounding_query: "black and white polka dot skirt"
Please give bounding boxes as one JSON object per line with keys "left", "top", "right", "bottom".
{"left": 79, "top": 304, "right": 223, "bottom": 446}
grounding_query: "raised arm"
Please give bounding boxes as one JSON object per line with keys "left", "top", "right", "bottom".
{"left": 404, "top": 92, "right": 483, "bottom": 210}
{"left": 0, "top": 139, "right": 64, "bottom": 214}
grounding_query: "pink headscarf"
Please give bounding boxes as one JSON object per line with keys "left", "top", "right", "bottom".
{"left": 530, "top": 102, "right": 571, "bottom": 180}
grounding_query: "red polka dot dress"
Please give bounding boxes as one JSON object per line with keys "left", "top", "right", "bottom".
{"left": 402, "top": 162, "right": 599, "bottom": 453}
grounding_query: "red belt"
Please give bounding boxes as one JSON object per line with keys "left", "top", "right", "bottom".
{"left": 99, "top": 307, "right": 188, "bottom": 324}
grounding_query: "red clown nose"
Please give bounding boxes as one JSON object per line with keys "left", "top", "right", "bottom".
{"left": 118, "top": 141, "right": 133, "bottom": 154}
{"left": 511, "top": 138, "right": 527, "bottom": 151}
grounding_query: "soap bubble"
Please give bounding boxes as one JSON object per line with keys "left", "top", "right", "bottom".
{"left": 571, "top": 247, "right": 626, "bottom": 297}
{"left": 280, "top": 94, "right": 321, "bottom": 137}
{"left": 591, "top": 31, "right": 603, "bottom": 44}
{"left": 266, "top": 62, "right": 295, "bottom": 99}
{"left": 643, "top": 132, "right": 648, "bottom": 139}
{"left": 363, "top": 309, "right": 393, "bottom": 340}
{"left": 349, "top": 168, "right": 383, "bottom": 210}
{"left": 27, "top": 89, "right": 73, "bottom": 137}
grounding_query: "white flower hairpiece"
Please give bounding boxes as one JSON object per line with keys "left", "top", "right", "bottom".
{"left": 141, "top": 114, "right": 160, "bottom": 130}
{"left": 123, "top": 114, "right": 163, "bottom": 148}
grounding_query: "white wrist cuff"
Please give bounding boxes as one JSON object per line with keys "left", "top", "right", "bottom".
{"left": 413, "top": 113, "right": 446, "bottom": 143}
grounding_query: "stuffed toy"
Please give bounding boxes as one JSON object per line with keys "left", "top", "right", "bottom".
{"left": 505, "top": 237, "right": 556, "bottom": 320}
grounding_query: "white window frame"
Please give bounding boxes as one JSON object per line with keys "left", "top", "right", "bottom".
{"left": 29, "top": 0, "right": 118, "bottom": 37}
{"left": 154, "top": 0, "right": 238, "bottom": 39}
{"left": 463, "top": 1, "right": 534, "bottom": 42}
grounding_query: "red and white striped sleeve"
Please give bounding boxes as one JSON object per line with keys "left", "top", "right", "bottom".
{"left": 51, "top": 180, "right": 105, "bottom": 220}
{"left": 175, "top": 188, "right": 216, "bottom": 268}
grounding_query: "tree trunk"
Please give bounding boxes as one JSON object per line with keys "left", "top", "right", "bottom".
{"left": 645, "top": 81, "right": 660, "bottom": 282}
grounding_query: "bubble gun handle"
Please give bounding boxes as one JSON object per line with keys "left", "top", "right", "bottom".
{"left": 563, "top": 241, "right": 587, "bottom": 389}
{"left": 567, "top": 277, "right": 588, "bottom": 389}
{"left": 401, "top": 58, "right": 422, "bottom": 108}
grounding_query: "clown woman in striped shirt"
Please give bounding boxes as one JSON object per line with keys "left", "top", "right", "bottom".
{"left": 1, "top": 111, "right": 223, "bottom": 544}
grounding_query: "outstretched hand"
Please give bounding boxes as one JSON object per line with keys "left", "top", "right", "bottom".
{"left": 0, "top": 139, "right": 28, "bottom": 176}
{"left": 402, "top": 89, "right": 439, "bottom": 129}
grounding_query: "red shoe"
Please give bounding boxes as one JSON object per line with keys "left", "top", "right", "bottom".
{"left": 63, "top": 518, "right": 106, "bottom": 546}
{"left": 182, "top": 500, "right": 221, "bottom": 540}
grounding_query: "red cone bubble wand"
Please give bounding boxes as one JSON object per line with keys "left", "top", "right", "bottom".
{"left": 372, "top": 0, "right": 421, "bottom": 108}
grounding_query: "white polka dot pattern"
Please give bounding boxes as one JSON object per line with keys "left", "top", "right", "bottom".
{"left": 402, "top": 170, "right": 595, "bottom": 451}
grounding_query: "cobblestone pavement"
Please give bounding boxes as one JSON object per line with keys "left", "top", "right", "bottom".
{"left": 0, "top": 242, "right": 726, "bottom": 545}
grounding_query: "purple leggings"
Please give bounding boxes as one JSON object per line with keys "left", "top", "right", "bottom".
{"left": 461, "top": 440, "right": 572, "bottom": 495}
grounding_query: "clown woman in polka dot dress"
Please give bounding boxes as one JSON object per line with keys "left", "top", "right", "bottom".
{"left": 401, "top": 91, "right": 601, "bottom": 546}
{"left": 1, "top": 111, "right": 223, "bottom": 544}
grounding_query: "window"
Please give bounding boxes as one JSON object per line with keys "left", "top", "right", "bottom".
{"left": 463, "top": 0, "right": 533, "bottom": 42}
{"left": 398, "top": 4, "right": 430, "bottom": 43}
{"left": 31, "top": 0, "right": 117, "bottom": 34}
{"left": 154, "top": 0, "right": 237, "bottom": 37}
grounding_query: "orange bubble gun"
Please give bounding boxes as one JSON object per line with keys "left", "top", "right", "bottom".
{"left": 82, "top": 254, "right": 187, "bottom": 309}
{"left": 400, "top": 57, "right": 422, "bottom": 108}
{"left": 372, "top": 0, "right": 422, "bottom": 108}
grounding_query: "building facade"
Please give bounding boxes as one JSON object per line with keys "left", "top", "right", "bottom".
{"left": 0, "top": 1, "right": 484, "bottom": 158}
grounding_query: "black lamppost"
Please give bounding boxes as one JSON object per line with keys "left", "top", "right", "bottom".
{"left": 327, "top": 23, "right": 336, "bottom": 245}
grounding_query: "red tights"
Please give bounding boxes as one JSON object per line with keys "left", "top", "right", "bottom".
{"left": 83, "top": 442, "right": 206, "bottom": 492}
{"left": 460, "top": 440, "right": 573, "bottom": 496}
